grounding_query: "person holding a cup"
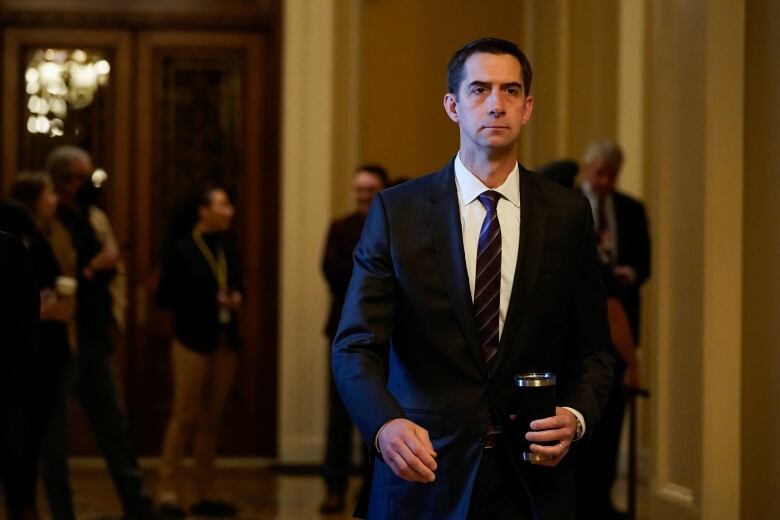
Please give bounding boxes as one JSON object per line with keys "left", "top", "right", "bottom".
{"left": 332, "top": 38, "right": 615, "bottom": 519}
{"left": 1, "top": 172, "right": 78, "bottom": 520}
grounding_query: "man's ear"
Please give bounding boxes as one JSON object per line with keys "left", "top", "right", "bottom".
{"left": 521, "top": 95, "right": 534, "bottom": 124}
{"left": 443, "top": 92, "right": 459, "bottom": 123}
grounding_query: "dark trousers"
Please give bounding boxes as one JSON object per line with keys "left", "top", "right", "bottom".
{"left": 575, "top": 364, "right": 626, "bottom": 518}
{"left": 323, "top": 366, "right": 368, "bottom": 493}
{"left": 1, "top": 354, "right": 64, "bottom": 518}
{"left": 467, "top": 446, "right": 531, "bottom": 520}
{"left": 1, "top": 401, "right": 38, "bottom": 518}
{"left": 41, "top": 341, "right": 153, "bottom": 520}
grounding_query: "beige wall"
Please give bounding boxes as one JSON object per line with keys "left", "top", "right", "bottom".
{"left": 354, "top": 0, "right": 619, "bottom": 187}
{"left": 358, "top": 0, "right": 525, "bottom": 181}
{"left": 742, "top": 0, "right": 780, "bottom": 517}
{"left": 643, "top": 1, "right": 707, "bottom": 514}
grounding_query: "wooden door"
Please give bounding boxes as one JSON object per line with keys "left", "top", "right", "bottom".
{"left": 2, "top": 28, "right": 134, "bottom": 454}
{"left": 1, "top": 28, "right": 279, "bottom": 456}
{"left": 133, "top": 31, "right": 277, "bottom": 456}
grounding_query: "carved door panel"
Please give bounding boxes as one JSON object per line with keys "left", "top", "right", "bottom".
{"left": 134, "top": 31, "right": 277, "bottom": 455}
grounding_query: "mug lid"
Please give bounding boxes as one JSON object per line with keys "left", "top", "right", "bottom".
{"left": 514, "top": 372, "right": 556, "bottom": 387}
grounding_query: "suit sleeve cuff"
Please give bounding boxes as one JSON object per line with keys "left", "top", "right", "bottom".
{"left": 374, "top": 420, "right": 393, "bottom": 454}
{"left": 563, "top": 407, "right": 586, "bottom": 440}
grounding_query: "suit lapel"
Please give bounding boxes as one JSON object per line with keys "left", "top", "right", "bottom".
{"left": 493, "top": 168, "right": 548, "bottom": 370}
{"left": 427, "top": 162, "right": 487, "bottom": 378}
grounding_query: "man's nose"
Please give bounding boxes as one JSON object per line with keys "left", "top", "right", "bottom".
{"left": 488, "top": 90, "right": 505, "bottom": 117}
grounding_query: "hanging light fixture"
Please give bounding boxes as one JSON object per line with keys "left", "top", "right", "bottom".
{"left": 25, "top": 48, "right": 111, "bottom": 137}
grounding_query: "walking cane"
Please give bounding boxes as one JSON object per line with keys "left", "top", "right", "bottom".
{"left": 625, "top": 386, "right": 650, "bottom": 520}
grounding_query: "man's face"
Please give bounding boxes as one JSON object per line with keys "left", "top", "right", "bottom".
{"left": 354, "top": 171, "right": 384, "bottom": 214}
{"left": 60, "top": 156, "right": 93, "bottom": 198}
{"left": 199, "top": 189, "right": 235, "bottom": 232}
{"left": 582, "top": 158, "right": 619, "bottom": 198}
{"left": 443, "top": 52, "right": 534, "bottom": 153}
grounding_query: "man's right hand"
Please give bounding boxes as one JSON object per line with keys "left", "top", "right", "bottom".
{"left": 377, "top": 418, "right": 437, "bottom": 483}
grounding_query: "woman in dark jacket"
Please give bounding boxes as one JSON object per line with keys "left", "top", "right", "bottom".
{"left": 156, "top": 187, "right": 242, "bottom": 518}
{"left": 0, "top": 172, "right": 75, "bottom": 520}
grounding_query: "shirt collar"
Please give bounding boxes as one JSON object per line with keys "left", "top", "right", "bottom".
{"left": 582, "top": 182, "right": 612, "bottom": 204}
{"left": 454, "top": 152, "right": 521, "bottom": 208}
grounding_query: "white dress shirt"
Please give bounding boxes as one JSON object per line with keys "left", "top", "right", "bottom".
{"left": 454, "top": 153, "right": 586, "bottom": 438}
{"left": 581, "top": 182, "right": 618, "bottom": 263}
{"left": 453, "top": 153, "right": 520, "bottom": 339}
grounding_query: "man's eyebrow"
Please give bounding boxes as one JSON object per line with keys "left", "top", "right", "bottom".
{"left": 466, "top": 80, "right": 524, "bottom": 90}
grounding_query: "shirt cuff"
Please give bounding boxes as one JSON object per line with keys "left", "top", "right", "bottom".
{"left": 374, "top": 420, "right": 393, "bottom": 453}
{"left": 563, "top": 406, "right": 586, "bottom": 440}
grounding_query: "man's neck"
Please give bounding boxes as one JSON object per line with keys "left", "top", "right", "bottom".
{"left": 194, "top": 222, "right": 215, "bottom": 234}
{"left": 459, "top": 147, "right": 517, "bottom": 188}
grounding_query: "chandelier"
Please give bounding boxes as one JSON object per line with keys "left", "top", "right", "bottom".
{"left": 25, "top": 48, "right": 110, "bottom": 137}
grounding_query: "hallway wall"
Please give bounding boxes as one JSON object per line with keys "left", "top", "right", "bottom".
{"left": 742, "top": 0, "right": 780, "bottom": 516}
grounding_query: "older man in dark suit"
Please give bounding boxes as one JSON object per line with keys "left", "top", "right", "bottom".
{"left": 332, "top": 38, "right": 615, "bottom": 519}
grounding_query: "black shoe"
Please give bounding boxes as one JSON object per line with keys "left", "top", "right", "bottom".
{"left": 189, "top": 500, "right": 237, "bottom": 518}
{"left": 157, "top": 502, "right": 187, "bottom": 519}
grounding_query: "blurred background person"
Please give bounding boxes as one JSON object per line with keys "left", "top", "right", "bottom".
{"left": 539, "top": 159, "right": 641, "bottom": 387}
{"left": 580, "top": 140, "right": 650, "bottom": 339}
{"left": 576, "top": 139, "right": 650, "bottom": 519}
{"left": 319, "top": 164, "right": 387, "bottom": 514}
{"left": 537, "top": 159, "right": 579, "bottom": 190}
{"left": 0, "top": 173, "right": 76, "bottom": 519}
{"left": 0, "top": 228, "right": 41, "bottom": 520}
{"left": 42, "top": 146, "right": 156, "bottom": 520}
{"left": 155, "top": 186, "right": 242, "bottom": 518}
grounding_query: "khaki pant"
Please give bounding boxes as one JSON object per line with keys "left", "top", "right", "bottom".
{"left": 158, "top": 340, "right": 235, "bottom": 501}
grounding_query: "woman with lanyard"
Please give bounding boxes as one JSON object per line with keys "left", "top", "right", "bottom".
{"left": 155, "top": 186, "right": 242, "bottom": 518}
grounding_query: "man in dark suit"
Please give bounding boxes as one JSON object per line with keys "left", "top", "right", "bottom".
{"left": 577, "top": 140, "right": 651, "bottom": 519}
{"left": 332, "top": 38, "right": 615, "bottom": 519}
{"left": 40, "top": 146, "right": 157, "bottom": 520}
{"left": 320, "top": 164, "right": 388, "bottom": 513}
{"left": 580, "top": 140, "right": 650, "bottom": 342}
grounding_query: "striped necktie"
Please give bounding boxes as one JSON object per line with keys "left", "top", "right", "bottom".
{"left": 474, "top": 190, "right": 502, "bottom": 370}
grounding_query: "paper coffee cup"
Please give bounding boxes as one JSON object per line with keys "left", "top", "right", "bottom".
{"left": 55, "top": 276, "right": 78, "bottom": 296}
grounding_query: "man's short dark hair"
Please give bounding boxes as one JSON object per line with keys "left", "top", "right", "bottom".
{"left": 356, "top": 164, "right": 389, "bottom": 187}
{"left": 447, "top": 37, "right": 533, "bottom": 96}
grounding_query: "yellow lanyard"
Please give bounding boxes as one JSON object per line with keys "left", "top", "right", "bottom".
{"left": 192, "top": 230, "right": 228, "bottom": 291}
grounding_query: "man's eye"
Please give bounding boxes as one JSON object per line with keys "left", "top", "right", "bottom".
{"left": 506, "top": 87, "right": 520, "bottom": 95}
{"left": 471, "top": 87, "right": 487, "bottom": 95}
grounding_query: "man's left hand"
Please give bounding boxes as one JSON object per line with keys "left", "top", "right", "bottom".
{"left": 524, "top": 407, "right": 577, "bottom": 467}
{"left": 613, "top": 265, "right": 636, "bottom": 285}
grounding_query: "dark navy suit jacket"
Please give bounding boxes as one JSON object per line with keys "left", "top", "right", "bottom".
{"left": 332, "top": 161, "right": 615, "bottom": 519}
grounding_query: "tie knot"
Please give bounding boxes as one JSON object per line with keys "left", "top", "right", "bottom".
{"left": 478, "top": 190, "right": 501, "bottom": 212}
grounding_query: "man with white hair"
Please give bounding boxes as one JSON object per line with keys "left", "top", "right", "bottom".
{"left": 578, "top": 139, "right": 651, "bottom": 519}
{"left": 40, "top": 146, "right": 158, "bottom": 520}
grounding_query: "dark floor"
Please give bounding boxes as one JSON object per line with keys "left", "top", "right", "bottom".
{"left": 1, "top": 460, "right": 358, "bottom": 520}
{"left": 1, "top": 458, "right": 634, "bottom": 520}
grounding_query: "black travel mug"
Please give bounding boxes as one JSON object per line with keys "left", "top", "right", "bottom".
{"left": 513, "top": 372, "right": 556, "bottom": 462}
